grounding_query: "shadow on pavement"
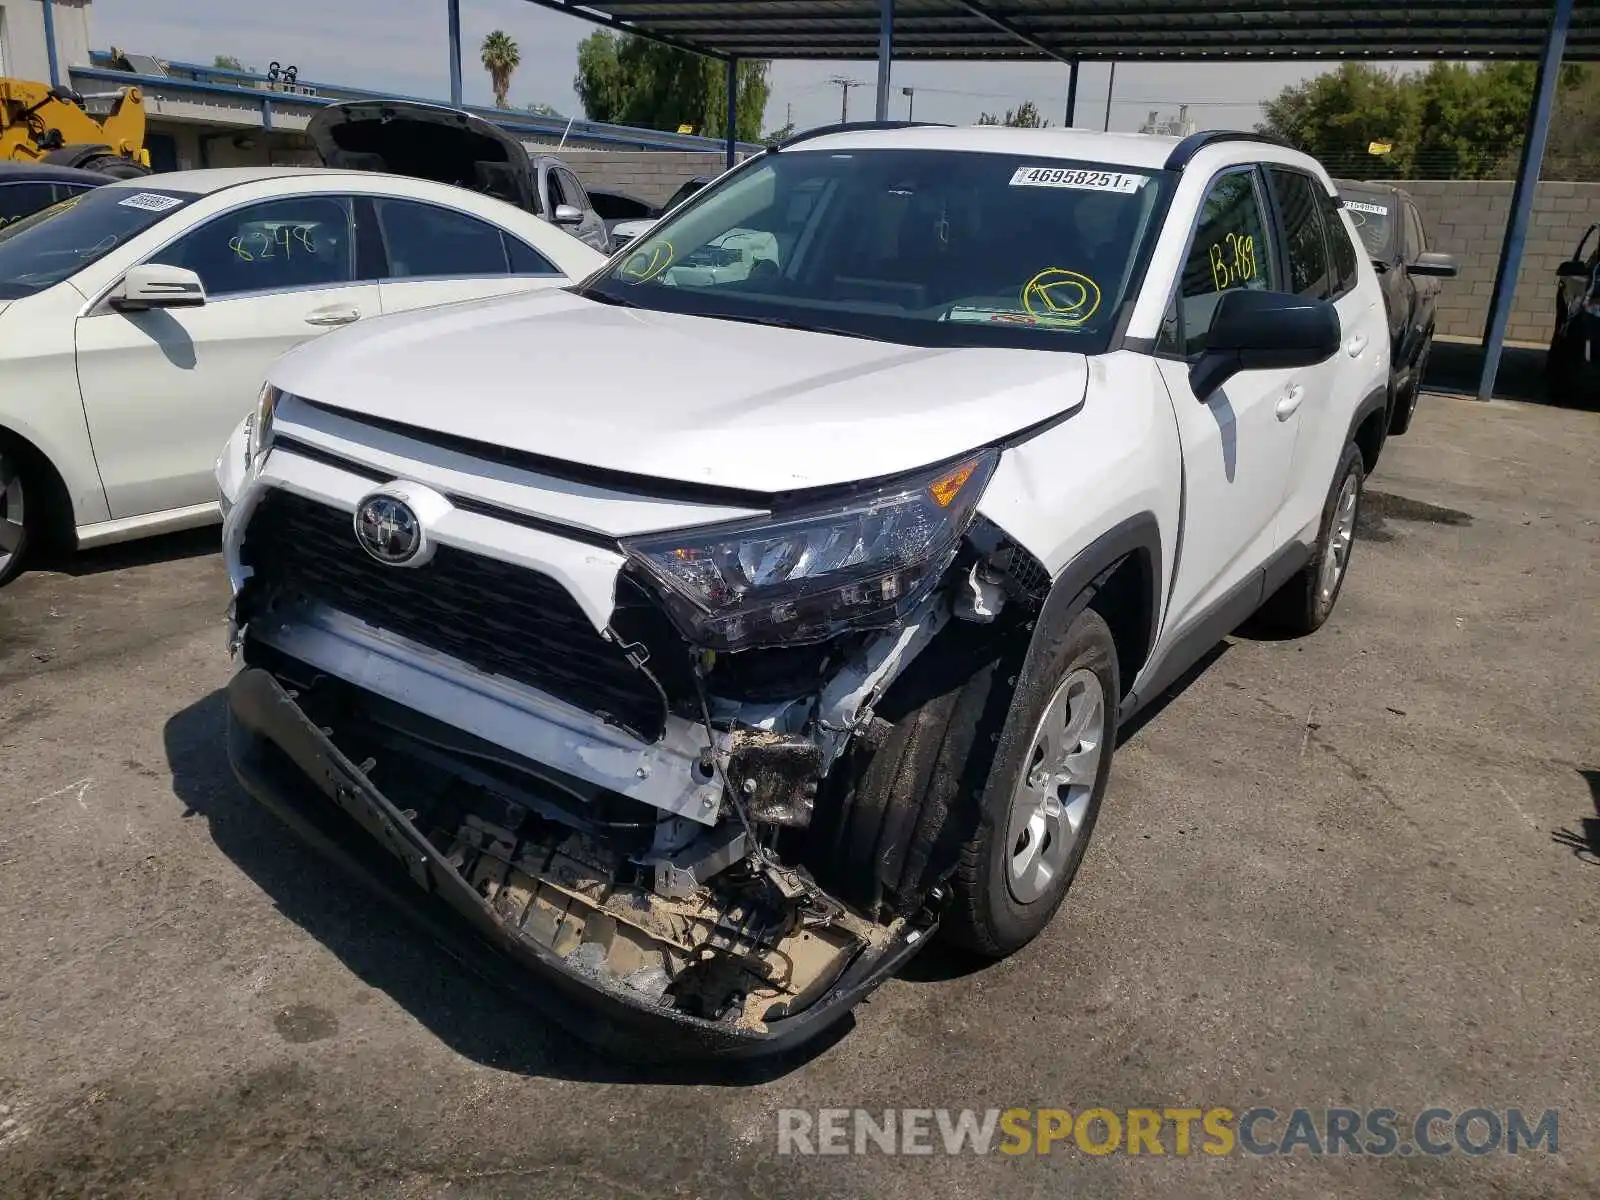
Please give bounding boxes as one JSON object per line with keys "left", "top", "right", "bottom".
{"left": 1422, "top": 338, "right": 1596, "bottom": 409}
{"left": 161, "top": 689, "right": 846, "bottom": 1087}
{"left": 1552, "top": 769, "right": 1600, "bottom": 867}
{"left": 39, "top": 525, "right": 221, "bottom": 578}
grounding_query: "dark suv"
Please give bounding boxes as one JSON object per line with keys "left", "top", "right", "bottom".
{"left": 1336, "top": 180, "right": 1458, "bottom": 434}
{"left": 1550, "top": 222, "right": 1598, "bottom": 395}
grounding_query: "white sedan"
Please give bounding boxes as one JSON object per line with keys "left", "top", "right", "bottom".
{"left": 0, "top": 167, "right": 604, "bottom": 585}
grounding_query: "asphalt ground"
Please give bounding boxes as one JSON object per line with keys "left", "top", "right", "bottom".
{"left": 1, "top": 390, "right": 1596, "bottom": 1198}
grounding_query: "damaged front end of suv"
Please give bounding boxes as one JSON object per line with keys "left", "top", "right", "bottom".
{"left": 221, "top": 404, "right": 1054, "bottom": 1059}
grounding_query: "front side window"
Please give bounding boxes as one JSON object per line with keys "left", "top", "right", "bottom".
{"left": 1175, "top": 169, "right": 1278, "bottom": 357}
{"left": 580, "top": 148, "right": 1172, "bottom": 352}
{"left": 374, "top": 198, "right": 508, "bottom": 278}
{"left": 1268, "top": 168, "right": 1332, "bottom": 300}
{"left": 149, "top": 195, "right": 354, "bottom": 298}
{"left": 0, "top": 185, "right": 198, "bottom": 300}
{"left": 1404, "top": 202, "right": 1427, "bottom": 258}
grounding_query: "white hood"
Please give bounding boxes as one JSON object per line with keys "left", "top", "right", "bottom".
{"left": 268, "top": 289, "right": 1090, "bottom": 494}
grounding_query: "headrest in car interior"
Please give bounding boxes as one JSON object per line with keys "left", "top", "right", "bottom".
{"left": 474, "top": 161, "right": 519, "bottom": 201}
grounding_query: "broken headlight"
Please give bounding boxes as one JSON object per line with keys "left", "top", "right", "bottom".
{"left": 622, "top": 450, "right": 998, "bottom": 650}
{"left": 244, "top": 383, "right": 281, "bottom": 471}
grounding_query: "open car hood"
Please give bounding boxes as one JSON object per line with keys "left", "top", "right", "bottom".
{"left": 307, "top": 100, "right": 538, "bottom": 213}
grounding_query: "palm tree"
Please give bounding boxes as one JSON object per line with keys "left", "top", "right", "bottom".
{"left": 481, "top": 30, "right": 520, "bottom": 109}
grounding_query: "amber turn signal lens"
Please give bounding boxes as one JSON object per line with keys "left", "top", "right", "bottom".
{"left": 928, "top": 461, "right": 978, "bottom": 508}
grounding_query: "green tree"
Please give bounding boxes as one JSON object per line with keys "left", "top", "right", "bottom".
{"left": 977, "top": 100, "right": 1049, "bottom": 128}
{"left": 212, "top": 55, "right": 248, "bottom": 72}
{"left": 1260, "top": 61, "right": 1597, "bottom": 181}
{"left": 574, "top": 32, "right": 770, "bottom": 141}
{"left": 1258, "top": 64, "right": 1420, "bottom": 178}
{"left": 481, "top": 30, "right": 520, "bottom": 110}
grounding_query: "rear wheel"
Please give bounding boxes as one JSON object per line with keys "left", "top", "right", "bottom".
{"left": 0, "top": 445, "right": 31, "bottom": 588}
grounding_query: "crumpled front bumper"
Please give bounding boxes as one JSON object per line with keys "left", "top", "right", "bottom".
{"left": 226, "top": 666, "right": 934, "bottom": 1060}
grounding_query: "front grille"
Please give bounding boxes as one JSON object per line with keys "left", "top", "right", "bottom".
{"left": 241, "top": 488, "right": 665, "bottom": 741}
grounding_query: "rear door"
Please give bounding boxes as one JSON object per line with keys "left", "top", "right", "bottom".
{"left": 368, "top": 196, "right": 566, "bottom": 314}
{"left": 1154, "top": 166, "right": 1303, "bottom": 630}
{"left": 1265, "top": 166, "right": 1378, "bottom": 543}
{"left": 74, "top": 192, "right": 380, "bottom": 518}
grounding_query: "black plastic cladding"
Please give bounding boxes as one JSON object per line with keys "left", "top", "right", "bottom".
{"left": 1163, "top": 130, "right": 1294, "bottom": 172}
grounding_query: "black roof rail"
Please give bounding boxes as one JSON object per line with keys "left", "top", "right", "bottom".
{"left": 774, "top": 120, "right": 953, "bottom": 151}
{"left": 1163, "top": 130, "right": 1294, "bottom": 171}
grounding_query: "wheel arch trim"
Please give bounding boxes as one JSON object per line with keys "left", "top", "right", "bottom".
{"left": 1021, "top": 512, "right": 1164, "bottom": 706}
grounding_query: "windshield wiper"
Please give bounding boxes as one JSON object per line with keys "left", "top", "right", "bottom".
{"left": 693, "top": 310, "right": 893, "bottom": 342}
{"left": 570, "top": 284, "right": 639, "bottom": 308}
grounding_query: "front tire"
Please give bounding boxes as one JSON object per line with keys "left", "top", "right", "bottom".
{"left": 0, "top": 443, "right": 33, "bottom": 588}
{"left": 1388, "top": 336, "right": 1431, "bottom": 436}
{"left": 1259, "top": 442, "right": 1363, "bottom": 636}
{"left": 943, "top": 608, "right": 1119, "bottom": 958}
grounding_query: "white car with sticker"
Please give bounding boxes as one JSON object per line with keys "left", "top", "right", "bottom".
{"left": 0, "top": 167, "right": 604, "bottom": 586}
{"left": 217, "top": 125, "right": 1391, "bottom": 1059}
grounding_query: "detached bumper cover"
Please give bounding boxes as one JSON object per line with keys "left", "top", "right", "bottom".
{"left": 226, "top": 666, "right": 931, "bottom": 1059}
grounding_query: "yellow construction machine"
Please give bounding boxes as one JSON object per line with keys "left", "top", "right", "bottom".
{"left": 1, "top": 77, "right": 151, "bottom": 176}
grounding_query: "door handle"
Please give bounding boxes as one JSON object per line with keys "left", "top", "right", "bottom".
{"left": 305, "top": 307, "right": 361, "bottom": 327}
{"left": 1346, "top": 333, "right": 1368, "bottom": 358}
{"left": 1275, "top": 385, "right": 1305, "bottom": 420}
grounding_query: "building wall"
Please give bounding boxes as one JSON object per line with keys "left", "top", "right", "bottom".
{"left": 1391, "top": 180, "right": 1600, "bottom": 345}
{"left": 0, "top": 0, "right": 89, "bottom": 80}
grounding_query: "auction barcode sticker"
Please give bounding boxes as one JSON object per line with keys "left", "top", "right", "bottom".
{"left": 1009, "top": 166, "right": 1147, "bottom": 193}
{"left": 1342, "top": 200, "right": 1389, "bottom": 216}
{"left": 117, "top": 192, "right": 185, "bottom": 213}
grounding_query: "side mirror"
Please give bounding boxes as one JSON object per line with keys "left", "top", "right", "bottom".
{"left": 1407, "top": 251, "right": 1458, "bottom": 279}
{"left": 551, "top": 203, "right": 583, "bottom": 225}
{"left": 1556, "top": 259, "right": 1592, "bottom": 279}
{"left": 110, "top": 264, "right": 207, "bottom": 311}
{"left": 1189, "top": 289, "right": 1340, "bottom": 402}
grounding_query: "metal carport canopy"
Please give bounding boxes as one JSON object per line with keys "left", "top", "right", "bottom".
{"left": 510, "top": 0, "right": 1597, "bottom": 401}
{"left": 531, "top": 0, "right": 1599, "bottom": 61}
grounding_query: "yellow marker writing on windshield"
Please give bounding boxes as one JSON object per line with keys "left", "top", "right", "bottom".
{"left": 621, "top": 241, "right": 674, "bottom": 284}
{"left": 1021, "top": 268, "right": 1102, "bottom": 326}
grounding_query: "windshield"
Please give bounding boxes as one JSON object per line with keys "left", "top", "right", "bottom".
{"left": 0, "top": 186, "right": 199, "bottom": 300}
{"left": 1339, "top": 190, "right": 1394, "bottom": 259}
{"left": 582, "top": 149, "right": 1173, "bottom": 352}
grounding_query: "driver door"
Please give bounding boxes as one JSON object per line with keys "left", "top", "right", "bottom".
{"left": 74, "top": 194, "right": 379, "bottom": 519}
{"left": 1154, "top": 166, "right": 1301, "bottom": 634}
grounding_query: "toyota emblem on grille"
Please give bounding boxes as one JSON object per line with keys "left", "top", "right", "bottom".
{"left": 354, "top": 493, "right": 422, "bottom": 565}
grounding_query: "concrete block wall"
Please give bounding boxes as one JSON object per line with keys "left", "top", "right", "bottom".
{"left": 554, "top": 150, "right": 735, "bottom": 206}
{"left": 1393, "top": 180, "right": 1600, "bottom": 345}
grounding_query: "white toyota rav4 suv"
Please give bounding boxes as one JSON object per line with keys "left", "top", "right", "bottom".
{"left": 216, "top": 124, "right": 1390, "bottom": 1059}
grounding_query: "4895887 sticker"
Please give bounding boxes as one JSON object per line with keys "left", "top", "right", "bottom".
{"left": 1009, "top": 166, "right": 1147, "bottom": 194}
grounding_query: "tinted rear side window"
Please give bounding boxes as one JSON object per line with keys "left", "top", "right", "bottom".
{"left": 375, "top": 198, "right": 509, "bottom": 278}
{"left": 504, "top": 234, "right": 558, "bottom": 275}
{"left": 1267, "top": 168, "right": 1332, "bottom": 301}
{"left": 1323, "top": 192, "right": 1361, "bottom": 297}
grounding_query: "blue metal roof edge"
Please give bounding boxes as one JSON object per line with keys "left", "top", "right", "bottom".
{"left": 81, "top": 54, "right": 762, "bottom": 155}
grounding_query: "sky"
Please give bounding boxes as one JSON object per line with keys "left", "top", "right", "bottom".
{"left": 92, "top": 0, "right": 1359, "bottom": 134}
